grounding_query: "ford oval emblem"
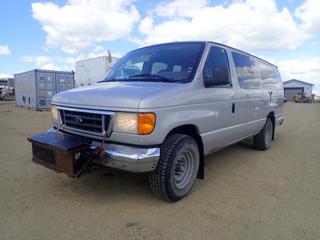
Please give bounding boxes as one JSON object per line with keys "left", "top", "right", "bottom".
{"left": 74, "top": 117, "right": 83, "bottom": 125}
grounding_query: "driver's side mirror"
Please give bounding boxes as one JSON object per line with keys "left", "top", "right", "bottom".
{"left": 204, "top": 67, "right": 230, "bottom": 87}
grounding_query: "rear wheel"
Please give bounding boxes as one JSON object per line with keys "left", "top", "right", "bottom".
{"left": 148, "top": 134, "right": 199, "bottom": 202}
{"left": 253, "top": 118, "right": 273, "bottom": 150}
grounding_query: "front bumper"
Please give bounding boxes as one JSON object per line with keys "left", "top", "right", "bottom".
{"left": 48, "top": 128, "right": 160, "bottom": 173}
{"left": 93, "top": 142, "right": 160, "bottom": 172}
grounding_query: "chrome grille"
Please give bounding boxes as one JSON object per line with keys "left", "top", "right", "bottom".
{"left": 59, "top": 108, "right": 112, "bottom": 135}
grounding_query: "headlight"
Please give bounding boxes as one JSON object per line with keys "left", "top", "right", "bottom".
{"left": 51, "top": 106, "right": 59, "bottom": 122}
{"left": 113, "top": 112, "right": 156, "bottom": 135}
{"left": 113, "top": 113, "right": 137, "bottom": 134}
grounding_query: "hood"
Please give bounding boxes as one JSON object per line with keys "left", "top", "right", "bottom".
{"left": 52, "top": 81, "right": 182, "bottom": 109}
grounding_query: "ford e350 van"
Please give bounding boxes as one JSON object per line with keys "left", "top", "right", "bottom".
{"left": 28, "top": 41, "right": 284, "bottom": 202}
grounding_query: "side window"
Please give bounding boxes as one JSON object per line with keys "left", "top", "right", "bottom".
{"left": 257, "top": 61, "right": 281, "bottom": 90}
{"left": 232, "top": 52, "right": 261, "bottom": 89}
{"left": 203, "top": 46, "right": 230, "bottom": 83}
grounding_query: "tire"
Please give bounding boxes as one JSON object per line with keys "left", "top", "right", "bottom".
{"left": 253, "top": 118, "right": 273, "bottom": 150}
{"left": 149, "top": 134, "right": 200, "bottom": 202}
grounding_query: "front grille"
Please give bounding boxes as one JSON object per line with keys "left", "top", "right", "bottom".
{"left": 59, "top": 109, "right": 111, "bottom": 135}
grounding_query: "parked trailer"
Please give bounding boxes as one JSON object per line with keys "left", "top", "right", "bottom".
{"left": 14, "top": 69, "right": 74, "bottom": 110}
{"left": 0, "top": 78, "right": 14, "bottom": 88}
{"left": 0, "top": 78, "right": 15, "bottom": 101}
{"left": 75, "top": 52, "right": 119, "bottom": 87}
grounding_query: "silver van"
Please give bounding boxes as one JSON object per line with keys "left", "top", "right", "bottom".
{"left": 28, "top": 41, "right": 284, "bottom": 202}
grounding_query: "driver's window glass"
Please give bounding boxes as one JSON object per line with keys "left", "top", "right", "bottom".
{"left": 204, "top": 47, "right": 229, "bottom": 80}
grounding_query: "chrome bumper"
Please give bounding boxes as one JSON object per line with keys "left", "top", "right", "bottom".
{"left": 96, "top": 143, "right": 160, "bottom": 172}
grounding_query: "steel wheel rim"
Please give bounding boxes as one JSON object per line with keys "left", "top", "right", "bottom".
{"left": 265, "top": 122, "right": 272, "bottom": 145}
{"left": 173, "top": 149, "right": 195, "bottom": 189}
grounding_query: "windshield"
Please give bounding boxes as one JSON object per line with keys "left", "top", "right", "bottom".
{"left": 101, "top": 42, "right": 205, "bottom": 83}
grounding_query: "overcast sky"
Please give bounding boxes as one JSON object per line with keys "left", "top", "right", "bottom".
{"left": 0, "top": 0, "right": 320, "bottom": 94}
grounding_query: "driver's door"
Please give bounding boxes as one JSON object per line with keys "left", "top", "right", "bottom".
{"left": 202, "top": 44, "right": 237, "bottom": 150}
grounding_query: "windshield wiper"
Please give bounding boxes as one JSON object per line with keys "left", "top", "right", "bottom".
{"left": 129, "top": 74, "right": 175, "bottom": 82}
{"left": 99, "top": 75, "right": 176, "bottom": 83}
{"left": 98, "top": 79, "right": 127, "bottom": 83}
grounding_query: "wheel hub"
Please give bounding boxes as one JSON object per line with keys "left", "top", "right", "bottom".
{"left": 265, "top": 122, "right": 272, "bottom": 145}
{"left": 174, "top": 149, "right": 195, "bottom": 189}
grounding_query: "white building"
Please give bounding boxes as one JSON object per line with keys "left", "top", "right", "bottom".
{"left": 75, "top": 52, "right": 119, "bottom": 87}
{"left": 283, "top": 79, "right": 313, "bottom": 101}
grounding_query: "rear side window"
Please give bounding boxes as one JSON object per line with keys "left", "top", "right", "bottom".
{"left": 203, "top": 46, "right": 230, "bottom": 80}
{"left": 232, "top": 52, "right": 261, "bottom": 89}
{"left": 257, "top": 61, "right": 282, "bottom": 90}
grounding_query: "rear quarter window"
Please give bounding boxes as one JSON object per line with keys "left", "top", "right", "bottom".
{"left": 257, "top": 60, "right": 282, "bottom": 90}
{"left": 232, "top": 52, "right": 261, "bottom": 89}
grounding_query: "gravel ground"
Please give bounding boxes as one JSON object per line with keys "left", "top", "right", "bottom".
{"left": 0, "top": 102, "right": 319, "bottom": 240}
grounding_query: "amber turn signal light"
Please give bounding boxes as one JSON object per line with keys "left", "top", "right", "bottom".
{"left": 138, "top": 113, "right": 156, "bottom": 135}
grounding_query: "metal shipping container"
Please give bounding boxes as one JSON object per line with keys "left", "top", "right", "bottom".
{"left": 14, "top": 69, "right": 74, "bottom": 110}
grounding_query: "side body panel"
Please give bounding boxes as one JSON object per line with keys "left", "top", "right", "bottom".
{"left": 227, "top": 49, "right": 266, "bottom": 140}
{"left": 260, "top": 68, "right": 284, "bottom": 124}
{"left": 137, "top": 44, "right": 284, "bottom": 154}
{"left": 197, "top": 43, "right": 238, "bottom": 152}
{"left": 137, "top": 43, "right": 263, "bottom": 154}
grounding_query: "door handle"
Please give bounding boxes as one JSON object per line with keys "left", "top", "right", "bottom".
{"left": 232, "top": 103, "right": 235, "bottom": 113}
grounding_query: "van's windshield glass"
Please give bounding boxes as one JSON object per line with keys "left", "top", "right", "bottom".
{"left": 100, "top": 42, "right": 205, "bottom": 83}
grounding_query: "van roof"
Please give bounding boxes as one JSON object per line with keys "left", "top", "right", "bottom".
{"left": 135, "top": 41, "right": 277, "bottom": 68}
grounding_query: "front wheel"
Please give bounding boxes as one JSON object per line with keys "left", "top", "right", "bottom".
{"left": 148, "top": 134, "right": 200, "bottom": 202}
{"left": 253, "top": 118, "right": 273, "bottom": 150}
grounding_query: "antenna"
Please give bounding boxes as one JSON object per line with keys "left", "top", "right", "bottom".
{"left": 107, "top": 50, "right": 112, "bottom": 63}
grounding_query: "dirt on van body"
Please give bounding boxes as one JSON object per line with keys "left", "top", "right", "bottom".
{"left": 0, "top": 102, "right": 319, "bottom": 240}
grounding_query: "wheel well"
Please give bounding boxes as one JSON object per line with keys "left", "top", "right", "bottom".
{"left": 167, "top": 125, "right": 205, "bottom": 179}
{"left": 267, "top": 112, "right": 275, "bottom": 140}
